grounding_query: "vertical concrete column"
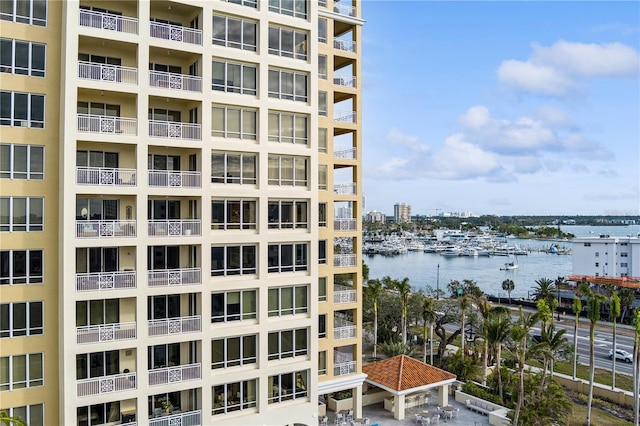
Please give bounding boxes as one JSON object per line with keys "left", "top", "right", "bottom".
{"left": 438, "top": 384, "right": 449, "bottom": 407}
{"left": 352, "top": 384, "right": 363, "bottom": 419}
{"left": 394, "top": 395, "right": 406, "bottom": 420}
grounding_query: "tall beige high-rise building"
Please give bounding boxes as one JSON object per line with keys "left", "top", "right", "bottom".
{"left": 394, "top": 203, "right": 411, "bottom": 223}
{"left": 0, "top": 1, "right": 364, "bottom": 425}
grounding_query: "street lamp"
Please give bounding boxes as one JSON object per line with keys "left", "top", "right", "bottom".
{"left": 465, "top": 324, "right": 476, "bottom": 343}
{"left": 436, "top": 263, "right": 440, "bottom": 300}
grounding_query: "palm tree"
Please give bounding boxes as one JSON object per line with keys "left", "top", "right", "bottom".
{"left": 619, "top": 287, "right": 635, "bottom": 324}
{"left": 532, "top": 277, "right": 556, "bottom": 306}
{"left": 421, "top": 296, "right": 437, "bottom": 364}
{"left": 510, "top": 307, "right": 539, "bottom": 426}
{"left": 536, "top": 323, "right": 567, "bottom": 395}
{"left": 476, "top": 296, "right": 509, "bottom": 385}
{"left": 0, "top": 410, "right": 26, "bottom": 426}
{"left": 384, "top": 276, "right": 411, "bottom": 345}
{"left": 632, "top": 308, "right": 640, "bottom": 426}
{"left": 379, "top": 341, "right": 416, "bottom": 358}
{"left": 581, "top": 281, "right": 606, "bottom": 426}
{"left": 364, "top": 279, "right": 383, "bottom": 359}
{"left": 609, "top": 289, "right": 621, "bottom": 390}
{"left": 486, "top": 311, "right": 511, "bottom": 400}
{"left": 459, "top": 295, "right": 471, "bottom": 359}
{"left": 501, "top": 279, "right": 515, "bottom": 304}
{"left": 572, "top": 296, "right": 582, "bottom": 380}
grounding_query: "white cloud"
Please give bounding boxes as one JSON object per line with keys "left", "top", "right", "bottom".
{"left": 458, "top": 105, "right": 490, "bottom": 129}
{"left": 535, "top": 106, "right": 576, "bottom": 128}
{"left": 429, "top": 134, "right": 502, "bottom": 179}
{"left": 497, "top": 60, "right": 576, "bottom": 97}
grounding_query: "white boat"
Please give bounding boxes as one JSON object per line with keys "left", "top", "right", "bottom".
{"left": 440, "top": 246, "right": 462, "bottom": 257}
{"left": 500, "top": 261, "right": 518, "bottom": 271}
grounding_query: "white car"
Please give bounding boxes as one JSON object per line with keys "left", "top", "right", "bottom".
{"left": 608, "top": 349, "right": 633, "bottom": 363}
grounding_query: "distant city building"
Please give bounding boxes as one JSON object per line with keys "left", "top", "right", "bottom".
{"left": 572, "top": 236, "right": 640, "bottom": 278}
{"left": 366, "top": 210, "right": 386, "bottom": 223}
{"left": 394, "top": 203, "right": 411, "bottom": 223}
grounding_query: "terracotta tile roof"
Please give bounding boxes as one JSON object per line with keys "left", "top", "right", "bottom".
{"left": 362, "top": 355, "right": 456, "bottom": 392}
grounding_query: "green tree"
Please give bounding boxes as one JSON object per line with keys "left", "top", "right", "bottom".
{"left": 395, "top": 278, "right": 412, "bottom": 345}
{"left": 361, "top": 260, "right": 369, "bottom": 283}
{"left": 632, "top": 308, "right": 640, "bottom": 426}
{"left": 532, "top": 278, "right": 556, "bottom": 307}
{"left": 619, "top": 287, "right": 634, "bottom": 324}
{"left": 486, "top": 312, "right": 512, "bottom": 400}
{"left": 580, "top": 282, "right": 606, "bottom": 426}
{"left": 572, "top": 296, "right": 582, "bottom": 380}
{"left": 502, "top": 279, "right": 515, "bottom": 304}
{"left": 363, "top": 279, "right": 383, "bottom": 358}
{"left": 509, "top": 307, "right": 540, "bottom": 426}
{"left": 459, "top": 295, "right": 472, "bottom": 359}
{"left": 421, "top": 296, "right": 437, "bottom": 364}
{"left": 534, "top": 323, "right": 568, "bottom": 396}
{"left": 379, "top": 341, "right": 416, "bottom": 358}
{"left": 0, "top": 410, "right": 26, "bottom": 426}
{"left": 445, "top": 349, "right": 481, "bottom": 382}
{"left": 432, "top": 299, "right": 464, "bottom": 368}
{"left": 609, "top": 289, "right": 621, "bottom": 389}
{"left": 476, "top": 296, "right": 509, "bottom": 385}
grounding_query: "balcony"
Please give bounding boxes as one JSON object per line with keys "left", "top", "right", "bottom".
{"left": 149, "top": 410, "right": 201, "bottom": 426}
{"left": 333, "top": 287, "right": 357, "bottom": 304}
{"left": 334, "top": 110, "right": 356, "bottom": 124}
{"left": 333, "top": 183, "right": 357, "bottom": 195}
{"left": 76, "top": 220, "right": 137, "bottom": 238}
{"left": 148, "top": 315, "right": 201, "bottom": 337}
{"left": 76, "top": 322, "right": 137, "bottom": 344}
{"left": 333, "top": 74, "right": 356, "bottom": 88}
{"left": 334, "top": 147, "right": 356, "bottom": 160}
{"left": 334, "top": 218, "right": 357, "bottom": 231}
{"left": 76, "top": 271, "right": 136, "bottom": 292}
{"left": 148, "top": 170, "right": 201, "bottom": 188}
{"left": 149, "top": 363, "right": 201, "bottom": 386}
{"left": 148, "top": 220, "right": 201, "bottom": 237}
{"left": 334, "top": 254, "right": 357, "bottom": 268}
{"left": 149, "top": 121, "right": 201, "bottom": 141}
{"left": 76, "top": 167, "right": 136, "bottom": 186}
{"left": 78, "top": 61, "right": 138, "bottom": 85}
{"left": 333, "top": 1, "right": 356, "bottom": 17}
{"left": 77, "top": 372, "right": 137, "bottom": 397}
{"left": 334, "top": 361, "right": 357, "bottom": 376}
{"left": 150, "top": 22, "right": 202, "bottom": 46}
{"left": 334, "top": 39, "right": 356, "bottom": 53}
{"left": 147, "top": 268, "right": 201, "bottom": 287}
{"left": 77, "top": 114, "right": 137, "bottom": 136}
{"left": 150, "top": 71, "right": 202, "bottom": 92}
{"left": 334, "top": 325, "right": 356, "bottom": 340}
{"left": 79, "top": 9, "right": 139, "bottom": 35}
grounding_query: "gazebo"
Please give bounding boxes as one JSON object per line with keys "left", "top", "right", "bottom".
{"left": 362, "top": 355, "right": 456, "bottom": 420}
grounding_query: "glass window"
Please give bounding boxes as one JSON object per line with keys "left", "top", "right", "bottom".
{"left": 212, "top": 15, "right": 256, "bottom": 51}
{"left": 0, "top": 144, "right": 44, "bottom": 179}
{"left": 0, "top": 91, "right": 45, "bottom": 128}
{"left": 0, "top": 0, "right": 47, "bottom": 26}
{"left": 211, "top": 105, "right": 256, "bottom": 140}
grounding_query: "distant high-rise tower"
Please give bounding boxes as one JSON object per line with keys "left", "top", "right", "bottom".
{"left": 0, "top": 1, "right": 365, "bottom": 424}
{"left": 394, "top": 203, "right": 411, "bottom": 223}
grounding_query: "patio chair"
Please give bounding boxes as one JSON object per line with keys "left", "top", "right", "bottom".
{"left": 454, "top": 408, "right": 460, "bottom": 418}
{"left": 430, "top": 414, "right": 440, "bottom": 425}
{"left": 421, "top": 416, "right": 431, "bottom": 425}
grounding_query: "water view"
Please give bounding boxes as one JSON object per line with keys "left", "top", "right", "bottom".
{"left": 365, "top": 225, "right": 640, "bottom": 298}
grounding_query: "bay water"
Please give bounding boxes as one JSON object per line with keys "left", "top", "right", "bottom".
{"left": 364, "top": 225, "right": 640, "bottom": 298}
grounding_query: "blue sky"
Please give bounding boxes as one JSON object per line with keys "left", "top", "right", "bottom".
{"left": 360, "top": 1, "right": 640, "bottom": 216}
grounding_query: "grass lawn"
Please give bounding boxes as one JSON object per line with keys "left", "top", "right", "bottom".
{"left": 532, "top": 360, "right": 635, "bottom": 392}
{"left": 568, "top": 400, "right": 633, "bottom": 425}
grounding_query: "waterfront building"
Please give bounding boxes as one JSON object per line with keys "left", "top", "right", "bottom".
{"left": 0, "top": 1, "right": 364, "bottom": 424}
{"left": 365, "top": 210, "right": 386, "bottom": 223}
{"left": 393, "top": 203, "right": 411, "bottom": 223}
{"left": 571, "top": 236, "right": 640, "bottom": 279}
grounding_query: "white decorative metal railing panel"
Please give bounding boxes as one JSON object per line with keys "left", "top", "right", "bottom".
{"left": 78, "top": 61, "right": 138, "bottom": 84}
{"left": 333, "top": 183, "right": 357, "bottom": 195}
{"left": 333, "top": 1, "right": 356, "bottom": 16}
{"left": 77, "top": 372, "right": 137, "bottom": 397}
{"left": 149, "top": 410, "right": 201, "bottom": 426}
{"left": 149, "top": 120, "right": 201, "bottom": 140}
{"left": 334, "top": 361, "right": 357, "bottom": 376}
{"left": 148, "top": 315, "right": 201, "bottom": 337}
{"left": 334, "top": 325, "right": 357, "bottom": 340}
{"left": 333, "top": 289, "right": 357, "bottom": 304}
{"left": 333, "top": 74, "right": 356, "bottom": 88}
{"left": 76, "top": 220, "right": 137, "bottom": 238}
{"left": 147, "top": 220, "right": 201, "bottom": 237}
{"left": 334, "top": 39, "right": 356, "bottom": 53}
{"left": 333, "top": 254, "right": 357, "bottom": 267}
{"left": 333, "top": 147, "right": 356, "bottom": 159}
{"left": 76, "top": 271, "right": 136, "bottom": 292}
{"left": 77, "top": 114, "right": 137, "bottom": 135}
{"left": 76, "top": 322, "right": 137, "bottom": 344}
{"left": 79, "top": 9, "right": 138, "bottom": 34}
{"left": 149, "top": 22, "right": 202, "bottom": 45}
{"left": 76, "top": 167, "right": 136, "bottom": 186}
{"left": 149, "top": 363, "right": 201, "bottom": 386}
{"left": 149, "top": 71, "right": 202, "bottom": 92}
{"left": 148, "top": 170, "right": 201, "bottom": 188}
{"left": 334, "top": 110, "right": 357, "bottom": 123}
{"left": 147, "top": 268, "right": 201, "bottom": 287}
{"left": 333, "top": 218, "right": 357, "bottom": 231}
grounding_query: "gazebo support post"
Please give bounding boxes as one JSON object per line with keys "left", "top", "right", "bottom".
{"left": 352, "top": 384, "right": 363, "bottom": 420}
{"left": 438, "top": 384, "right": 449, "bottom": 407}
{"left": 394, "top": 394, "right": 406, "bottom": 420}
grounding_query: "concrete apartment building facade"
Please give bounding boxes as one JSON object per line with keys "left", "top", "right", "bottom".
{"left": 393, "top": 203, "right": 410, "bottom": 223}
{"left": 0, "top": 0, "right": 364, "bottom": 424}
{"left": 572, "top": 236, "right": 640, "bottom": 278}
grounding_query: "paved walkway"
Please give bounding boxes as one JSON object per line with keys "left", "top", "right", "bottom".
{"left": 325, "top": 390, "right": 491, "bottom": 426}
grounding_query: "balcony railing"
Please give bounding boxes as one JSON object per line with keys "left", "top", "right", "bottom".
{"left": 149, "top": 410, "right": 201, "bottom": 426}
{"left": 149, "top": 363, "right": 201, "bottom": 386}
{"left": 76, "top": 322, "right": 137, "bottom": 344}
{"left": 334, "top": 254, "right": 357, "bottom": 267}
{"left": 149, "top": 71, "right": 202, "bottom": 92}
{"left": 334, "top": 325, "right": 357, "bottom": 340}
{"left": 76, "top": 167, "right": 136, "bottom": 186}
{"left": 148, "top": 170, "right": 201, "bottom": 188}
{"left": 334, "top": 147, "right": 356, "bottom": 159}
{"left": 78, "top": 61, "right": 138, "bottom": 85}
{"left": 334, "top": 289, "right": 357, "bottom": 304}
{"left": 79, "top": 9, "right": 139, "bottom": 34}
{"left": 333, "top": 1, "right": 356, "bottom": 16}
{"left": 334, "top": 361, "right": 357, "bottom": 376}
{"left": 334, "top": 218, "right": 357, "bottom": 231}
{"left": 150, "top": 22, "right": 202, "bottom": 46}
{"left": 333, "top": 74, "right": 356, "bottom": 88}
{"left": 148, "top": 220, "right": 201, "bottom": 237}
{"left": 76, "top": 271, "right": 136, "bottom": 292}
{"left": 77, "top": 114, "right": 137, "bottom": 136}
{"left": 76, "top": 220, "right": 136, "bottom": 238}
{"left": 334, "top": 110, "right": 357, "bottom": 124}
{"left": 77, "top": 372, "right": 137, "bottom": 397}
{"left": 148, "top": 268, "right": 201, "bottom": 287}
{"left": 334, "top": 183, "right": 357, "bottom": 195}
{"left": 148, "top": 315, "right": 201, "bottom": 337}
{"left": 149, "top": 120, "right": 201, "bottom": 140}
{"left": 334, "top": 39, "right": 356, "bottom": 53}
